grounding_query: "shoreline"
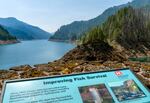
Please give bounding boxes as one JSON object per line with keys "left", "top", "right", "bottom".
{"left": 0, "top": 40, "right": 20, "bottom": 45}
{"left": 49, "top": 39, "right": 76, "bottom": 44}
{"left": 0, "top": 57, "right": 149, "bottom": 70}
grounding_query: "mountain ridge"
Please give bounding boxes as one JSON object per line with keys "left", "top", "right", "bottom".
{"left": 50, "top": 0, "right": 150, "bottom": 41}
{"left": 0, "top": 17, "right": 51, "bottom": 40}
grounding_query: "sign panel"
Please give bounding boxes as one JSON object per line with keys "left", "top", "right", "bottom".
{"left": 1, "top": 68, "right": 150, "bottom": 103}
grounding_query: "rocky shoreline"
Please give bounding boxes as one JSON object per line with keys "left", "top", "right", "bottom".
{"left": 49, "top": 39, "right": 70, "bottom": 42}
{"left": 0, "top": 40, "right": 19, "bottom": 45}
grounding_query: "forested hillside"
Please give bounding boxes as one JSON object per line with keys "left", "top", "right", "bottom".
{"left": 0, "top": 25, "right": 16, "bottom": 41}
{"left": 80, "top": 6, "right": 150, "bottom": 51}
{"left": 50, "top": 0, "right": 150, "bottom": 41}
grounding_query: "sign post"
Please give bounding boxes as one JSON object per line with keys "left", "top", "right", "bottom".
{"left": 1, "top": 68, "right": 150, "bottom": 103}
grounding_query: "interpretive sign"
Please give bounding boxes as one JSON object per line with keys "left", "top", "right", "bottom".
{"left": 1, "top": 68, "right": 150, "bottom": 103}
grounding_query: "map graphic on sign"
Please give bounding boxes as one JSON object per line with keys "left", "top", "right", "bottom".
{"left": 1, "top": 68, "right": 150, "bottom": 103}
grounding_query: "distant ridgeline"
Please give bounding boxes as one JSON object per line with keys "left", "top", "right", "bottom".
{"left": 0, "top": 25, "right": 17, "bottom": 41}
{"left": 79, "top": 6, "right": 150, "bottom": 51}
{"left": 50, "top": 0, "right": 150, "bottom": 41}
{"left": 0, "top": 17, "right": 51, "bottom": 40}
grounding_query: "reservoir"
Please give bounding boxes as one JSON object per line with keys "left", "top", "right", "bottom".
{"left": 0, "top": 40, "right": 75, "bottom": 69}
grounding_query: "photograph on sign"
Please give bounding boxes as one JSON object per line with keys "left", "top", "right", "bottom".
{"left": 108, "top": 80, "right": 146, "bottom": 102}
{"left": 78, "top": 84, "right": 114, "bottom": 103}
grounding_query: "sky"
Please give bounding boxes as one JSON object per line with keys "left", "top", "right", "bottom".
{"left": 0, "top": 0, "right": 132, "bottom": 33}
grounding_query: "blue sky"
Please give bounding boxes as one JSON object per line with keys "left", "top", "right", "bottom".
{"left": 0, "top": 0, "right": 132, "bottom": 32}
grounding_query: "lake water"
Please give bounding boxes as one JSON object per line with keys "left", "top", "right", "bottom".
{"left": 0, "top": 40, "right": 75, "bottom": 69}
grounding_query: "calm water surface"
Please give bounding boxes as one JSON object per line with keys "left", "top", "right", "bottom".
{"left": 0, "top": 40, "right": 75, "bottom": 69}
